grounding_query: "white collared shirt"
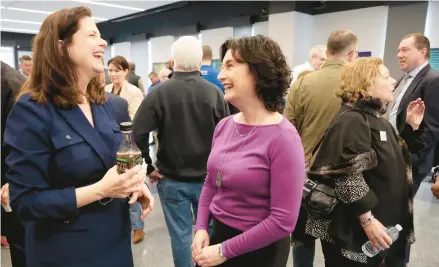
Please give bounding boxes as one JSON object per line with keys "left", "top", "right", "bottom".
{"left": 19, "top": 70, "right": 28, "bottom": 78}
{"left": 389, "top": 61, "right": 428, "bottom": 132}
{"left": 290, "top": 61, "right": 315, "bottom": 86}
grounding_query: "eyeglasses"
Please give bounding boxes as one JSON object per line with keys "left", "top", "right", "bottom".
{"left": 349, "top": 50, "right": 359, "bottom": 58}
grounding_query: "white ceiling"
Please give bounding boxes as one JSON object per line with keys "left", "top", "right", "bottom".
{"left": 1, "top": 0, "right": 177, "bottom": 34}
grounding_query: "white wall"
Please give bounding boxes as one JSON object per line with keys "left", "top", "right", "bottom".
{"left": 174, "top": 34, "right": 199, "bottom": 42}
{"left": 150, "top": 36, "right": 174, "bottom": 63}
{"left": 130, "top": 39, "right": 149, "bottom": 88}
{"left": 425, "top": 1, "right": 439, "bottom": 47}
{"left": 292, "top": 12, "right": 313, "bottom": 67}
{"left": 311, "top": 6, "right": 389, "bottom": 59}
{"left": 104, "top": 45, "right": 112, "bottom": 65}
{"left": 108, "top": 4, "right": 392, "bottom": 82}
{"left": 268, "top": 12, "right": 314, "bottom": 68}
{"left": 17, "top": 50, "right": 32, "bottom": 60}
{"left": 0, "top": 46, "right": 15, "bottom": 68}
{"left": 234, "top": 25, "right": 252, "bottom": 38}
{"left": 269, "top": 12, "right": 295, "bottom": 68}
{"left": 200, "top": 27, "right": 233, "bottom": 59}
{"left": 112, "top": 42, "right": 132, "bottom": 61}
{"left": 253, "top": 21, "right": 269, "bottom": 36}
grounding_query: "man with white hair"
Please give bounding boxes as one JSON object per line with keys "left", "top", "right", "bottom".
{"left": 158, "top": 68, "right": 172, "bottom": 82}
{"left": 133, "top": 36, "right": 230, "bottom": 267}
{"left": 291, "top": 45, "right": 327, "bottom": 84}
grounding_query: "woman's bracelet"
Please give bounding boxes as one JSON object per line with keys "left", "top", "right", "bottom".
{"left": 360, "top": 214, "right": 375, "bottom": 228}
{"left": 218, "top": 243, "right": 227, "bottom": 261}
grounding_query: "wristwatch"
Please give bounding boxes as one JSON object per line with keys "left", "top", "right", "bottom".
{"left": 218, "top": 243, "right": 227, "bottom": 261}
{"left": 359, "top": 214, "right": 375, "bottom": 228}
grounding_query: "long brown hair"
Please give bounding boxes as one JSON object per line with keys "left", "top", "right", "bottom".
{"left": 18, "top": 6, "right": 105, "bottom": 108}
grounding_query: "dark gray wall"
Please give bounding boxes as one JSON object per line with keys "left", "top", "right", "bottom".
{"left": 1, "top": 32, "right": 35, "bottom": 68}
{"left": 383, "top": 2, "right": 429, "bottom": 79}
{"left": 1, "top": 32, "right": 34, "bottom": 50}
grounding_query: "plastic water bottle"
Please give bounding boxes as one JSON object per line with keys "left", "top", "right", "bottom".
{"left": 362, "top": 224, "right": 403, "bottom": 257}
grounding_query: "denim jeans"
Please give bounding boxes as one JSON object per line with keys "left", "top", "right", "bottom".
{"left": 129, "top": 202, "right": 144, "bottom": 230}
{"left": 292, "top": 241, "right": 315, "bottom": 267}
{"left": 157, "top": 177, "right": 212, "bottom": 267}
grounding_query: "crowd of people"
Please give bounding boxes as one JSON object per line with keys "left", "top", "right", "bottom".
{"left": 1, "top": 5, "right": 439, "bottom": 267}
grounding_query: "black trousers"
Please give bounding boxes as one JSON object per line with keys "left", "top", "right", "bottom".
{"left": 434, "top": 144, "right": 439, "bottom": 167}
{"left": 1, "top": 208, "right": 26, "bottom": 267}
{"left": 204, "top": 218, "right": 290, "bottom": 267}
{"left": 321, "top": 241, "right": 406, "bottom": 267}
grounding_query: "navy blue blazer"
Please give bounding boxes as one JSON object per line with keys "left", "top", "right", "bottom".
{"left": 3, "top": 94, "right": 133, "bottom": 267}
{"left": 397, "top": 64, "right": 439, "bottom": 176}
{"left": 106, "top": 92, "right": 131, "bottom": 123}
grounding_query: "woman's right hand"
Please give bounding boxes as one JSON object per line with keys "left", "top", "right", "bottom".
{"left": 363, "top": 218, "right": 393, "bottom": 251}
{"left": 97, "top": 165, "right": 145, "bottom": 199}
{"left": 192, "top": 230, "right": 210, "bottom": 260}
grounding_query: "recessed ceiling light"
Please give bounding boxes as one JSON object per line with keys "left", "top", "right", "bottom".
{"left": 1, "top": 6, "right": 108, "bottom": 22}
{"left": 6, "top": 7, "right": 52, "bottom": 14}
{"left": 72, "top": 0, "right": 145, "bottom": 12}
{"left": 1, "top": 27, "right": 38, "bottom": 34}
{"left": 1, "top": 19, "right": 41, "bottom": 25}
{"left": 93, "top": 17, "right": 108, "bottom": 22}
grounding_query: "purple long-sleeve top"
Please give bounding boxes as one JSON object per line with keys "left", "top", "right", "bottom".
{"left": 195, "top": 115, "right": 305, "bottom": 259}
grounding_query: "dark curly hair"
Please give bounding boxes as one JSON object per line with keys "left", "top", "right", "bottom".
{"left": 220, "top": 35, "right": 292, "bottom": 112}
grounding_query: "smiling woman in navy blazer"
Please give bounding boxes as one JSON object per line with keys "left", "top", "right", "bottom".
{"left": 3, "top": 7, "right": 154, "bottom": 267}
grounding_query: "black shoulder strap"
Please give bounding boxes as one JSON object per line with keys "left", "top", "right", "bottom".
{"left": 306, "top": 108, "right": 371, "bottom": 167}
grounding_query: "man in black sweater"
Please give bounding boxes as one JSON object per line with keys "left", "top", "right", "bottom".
{"left": 133, "top": 36, "right": 229, "bottom": 267}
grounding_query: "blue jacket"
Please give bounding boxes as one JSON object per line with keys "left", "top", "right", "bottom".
{"left": 3, "top": 94, "right": 133, "bottom": 267}
{"left": 200, "top": 65, "right": 224, "bottom": 93}
{"left": 148, "top": 81, "right": 160, "bottom": 94}
{"left": 106, "top": 92, "right": 131, "bottom": 123}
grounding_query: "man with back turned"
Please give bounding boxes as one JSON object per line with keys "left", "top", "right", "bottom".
{"left": 133, "top": 36, "right": 229, "bottom": 267}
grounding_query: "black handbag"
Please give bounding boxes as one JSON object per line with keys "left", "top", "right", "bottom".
{"left": 302, "top": 109, "right": 370, "bottom": 218}
{"left": 302, "top": 178, "right": 338, "bottom": 218}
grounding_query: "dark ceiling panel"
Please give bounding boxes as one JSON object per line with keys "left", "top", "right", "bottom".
{"left": 97, "top": 1, "right": 270, "bottom": 41}
{"left": 1, "top": 32, "right": 35, "bottom": 49}
{"left": 3, "top": 1, "right": 426, "bottom": 46}
{"left": 99, "top": 1, "right": 407, "bottom": 41}
{"left": 294, "top": 1, "right": 424, "bottom": 15}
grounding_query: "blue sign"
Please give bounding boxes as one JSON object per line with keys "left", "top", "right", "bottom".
{"left": 431, "top": 48, "right": 439, "bottom": 71}
{"left": 358, "top": 51, "right": 372, "bottom": 58}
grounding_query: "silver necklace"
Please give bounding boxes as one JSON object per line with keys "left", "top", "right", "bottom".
{"left": 235, "top": 123, "right": 257, "bottom": 137}
{"left": 215, "top": 117, "right": 259, "bottom": 188}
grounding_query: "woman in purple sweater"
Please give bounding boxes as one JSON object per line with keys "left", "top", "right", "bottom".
{"left": 192, "top": 35, "right": 306, "bottom": 267}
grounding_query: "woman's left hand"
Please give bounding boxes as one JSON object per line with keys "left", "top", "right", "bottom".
{"left": 129, "top": 182, "right": 155, "bottom": 221}
{"left": 406, "top": 98, "right": 425, "bottom": 130}
{"left": 194, "top": 244, "right": 227, "bottom": 267}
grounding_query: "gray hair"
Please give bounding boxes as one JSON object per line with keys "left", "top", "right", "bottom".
{"left": 159, "top": 68, "right": 172, "bottom": 81}
{"left": 171, "top": 36, "right": 202, "bottom": 72}
{"left": 309, "top": 45, "right": 327, "bottom": 59}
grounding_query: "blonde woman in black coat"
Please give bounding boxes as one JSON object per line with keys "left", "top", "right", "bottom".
{"left": 292, "top": 58, "right": 425, "bottom": 267}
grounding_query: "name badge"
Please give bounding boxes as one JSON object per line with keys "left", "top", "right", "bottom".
{"left": 380, "top": 131, "right": 387, "bottom": 142}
